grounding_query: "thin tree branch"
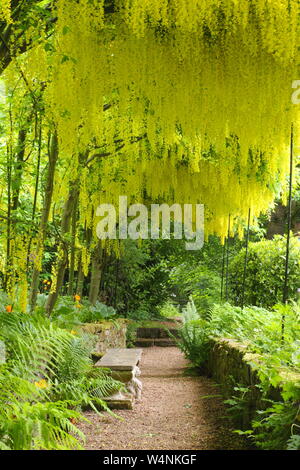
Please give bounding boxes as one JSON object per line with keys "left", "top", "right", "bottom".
{"left": 86, "top": 133, "right": 147, "bottom": 166}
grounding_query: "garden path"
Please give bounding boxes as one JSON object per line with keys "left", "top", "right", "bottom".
{"left": 79, "top": 346, "right": 248, "bottom": 450}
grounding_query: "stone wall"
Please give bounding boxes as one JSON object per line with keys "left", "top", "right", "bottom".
{"left": 80, "top": 319, "right": 128, "bottom": 357}
{"left": 204, "top": 338, "right": 299, "bottom": 428}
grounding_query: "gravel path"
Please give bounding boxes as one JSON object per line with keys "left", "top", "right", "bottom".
{"left": 79, "top": 347, "right": 248, "bottom": 450}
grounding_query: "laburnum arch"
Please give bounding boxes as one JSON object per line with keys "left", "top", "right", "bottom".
{"left": 1, "top": 1, "right": 300, "bottom": 272}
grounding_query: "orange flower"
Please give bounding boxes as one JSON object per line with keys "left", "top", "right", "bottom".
{"left": 74, "top": 294, "right": 81, "bottom": 302}
{"left": 5, "top": 305, "right": 12, "bottom": 313}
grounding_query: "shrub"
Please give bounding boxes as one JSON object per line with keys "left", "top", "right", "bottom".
{"left": 158, "top": 300, "right": 180, "bottom": 318}
{"left": 48, "top": 296, "right": 117, "bottom": 329}
{"left": 169, "top": 263, "right": 221, "bottom": 315}
{"left": 229, "top": 235, "right": 300, "bottom": 308}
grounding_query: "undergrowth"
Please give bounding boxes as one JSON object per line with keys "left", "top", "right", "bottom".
{"left": 0, "top": 310, "right": 123, "bottom": 450}
{"left": 177, "top": 299, "right": 300, "bottom": 449}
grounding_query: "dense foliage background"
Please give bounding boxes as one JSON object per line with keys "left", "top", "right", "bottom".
{"left": 0, "top": 0, "right": 300, "bottom": 451}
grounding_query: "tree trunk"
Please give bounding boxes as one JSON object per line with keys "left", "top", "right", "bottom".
{"left": 67, "top": 199, "right": 77, "bottom": 296}
{"left": 12, "top": 128, "right": 27, "bottom": 211}
{"left": 88, "top": 242, "right": 103, "bottom": 305}
{"left": 45, "top": 181, "right": 79, "bottom": 315}
{"left": 76, "top": 254, "right": 84, "bottom": 297}
{"left": 4, "top": 143, "right": 12, "bottom": 292}
{"left": 29, "top": 132, "right": 58, "bottom": 310}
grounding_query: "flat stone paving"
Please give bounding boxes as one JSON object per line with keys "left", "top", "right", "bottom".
{"left": 95, "top": 348, "right": 143, "bottom": 370}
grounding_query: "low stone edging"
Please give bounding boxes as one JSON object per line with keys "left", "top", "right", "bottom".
{"left": 204, "top": 337, "right": 300, "bottom": 428}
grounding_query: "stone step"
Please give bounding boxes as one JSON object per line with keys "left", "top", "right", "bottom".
{"left": 135, "top": 337, "right": 178, "bottom": 347}
{"left": 136, "top": 327, "right": 180, "bottom": 339}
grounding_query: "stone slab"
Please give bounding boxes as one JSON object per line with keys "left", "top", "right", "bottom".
{"left": 95, "top": 348, "right": 142, "bottom": 371}
{"left": 84, "top": 393, "right": 133, "bottom": 411}
{"left": 103, "top": 395, "right": 133, "bottom": 410}
{"left": 104, "top": 390, "right": 133, "bottom": 409}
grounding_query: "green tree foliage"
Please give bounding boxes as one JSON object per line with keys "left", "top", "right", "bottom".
{"left": 169, "top": 263, "right": 221, "bottom": 315}
{"left": 229, "top": 235, "right": 300, "bottom": 308}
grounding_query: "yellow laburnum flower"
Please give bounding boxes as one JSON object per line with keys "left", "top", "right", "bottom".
{"left": 0, "top": 0, "right": 12, "bottom": 24}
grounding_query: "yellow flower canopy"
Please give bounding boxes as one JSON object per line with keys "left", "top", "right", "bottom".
{"left": 3, "top": 0, "right": 300, "bottom": 239}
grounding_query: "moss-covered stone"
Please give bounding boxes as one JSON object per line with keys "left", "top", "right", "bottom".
{"left": 80, "top": 319, "right": 127, "bottom": 354}
{"left": 205, "top": 337, "right": 300, "bottom": 429}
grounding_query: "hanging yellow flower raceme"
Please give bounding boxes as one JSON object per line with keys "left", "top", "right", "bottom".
{"left": 0, "top": 0, "right": 12, "bottom": 24}
{"left": 9, "top": 0, "right": 300, "bottom": 241}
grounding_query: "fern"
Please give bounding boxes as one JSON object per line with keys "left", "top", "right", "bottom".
{"left": 0, "top": 312, "right": 93, "bottom": 383}
{"left": 176, "top": 299, "right": 209, "bottom": 366}
{"left": 0, "top": 369, "right": 86, "bottom": 450}
{"left": 1, "top": 400, "right": 86, "bottom": 450}
{"left": 251, "top": 401, "right": 300, "bottom": 450}
{"left": 0, "top": 311, "right": 123, "bottom": 449}
{"left": 51, "top": 369, "right": 124, "bottom": 414}
{"left": 287, "top": 431, "right": 300, "bottom": 450}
